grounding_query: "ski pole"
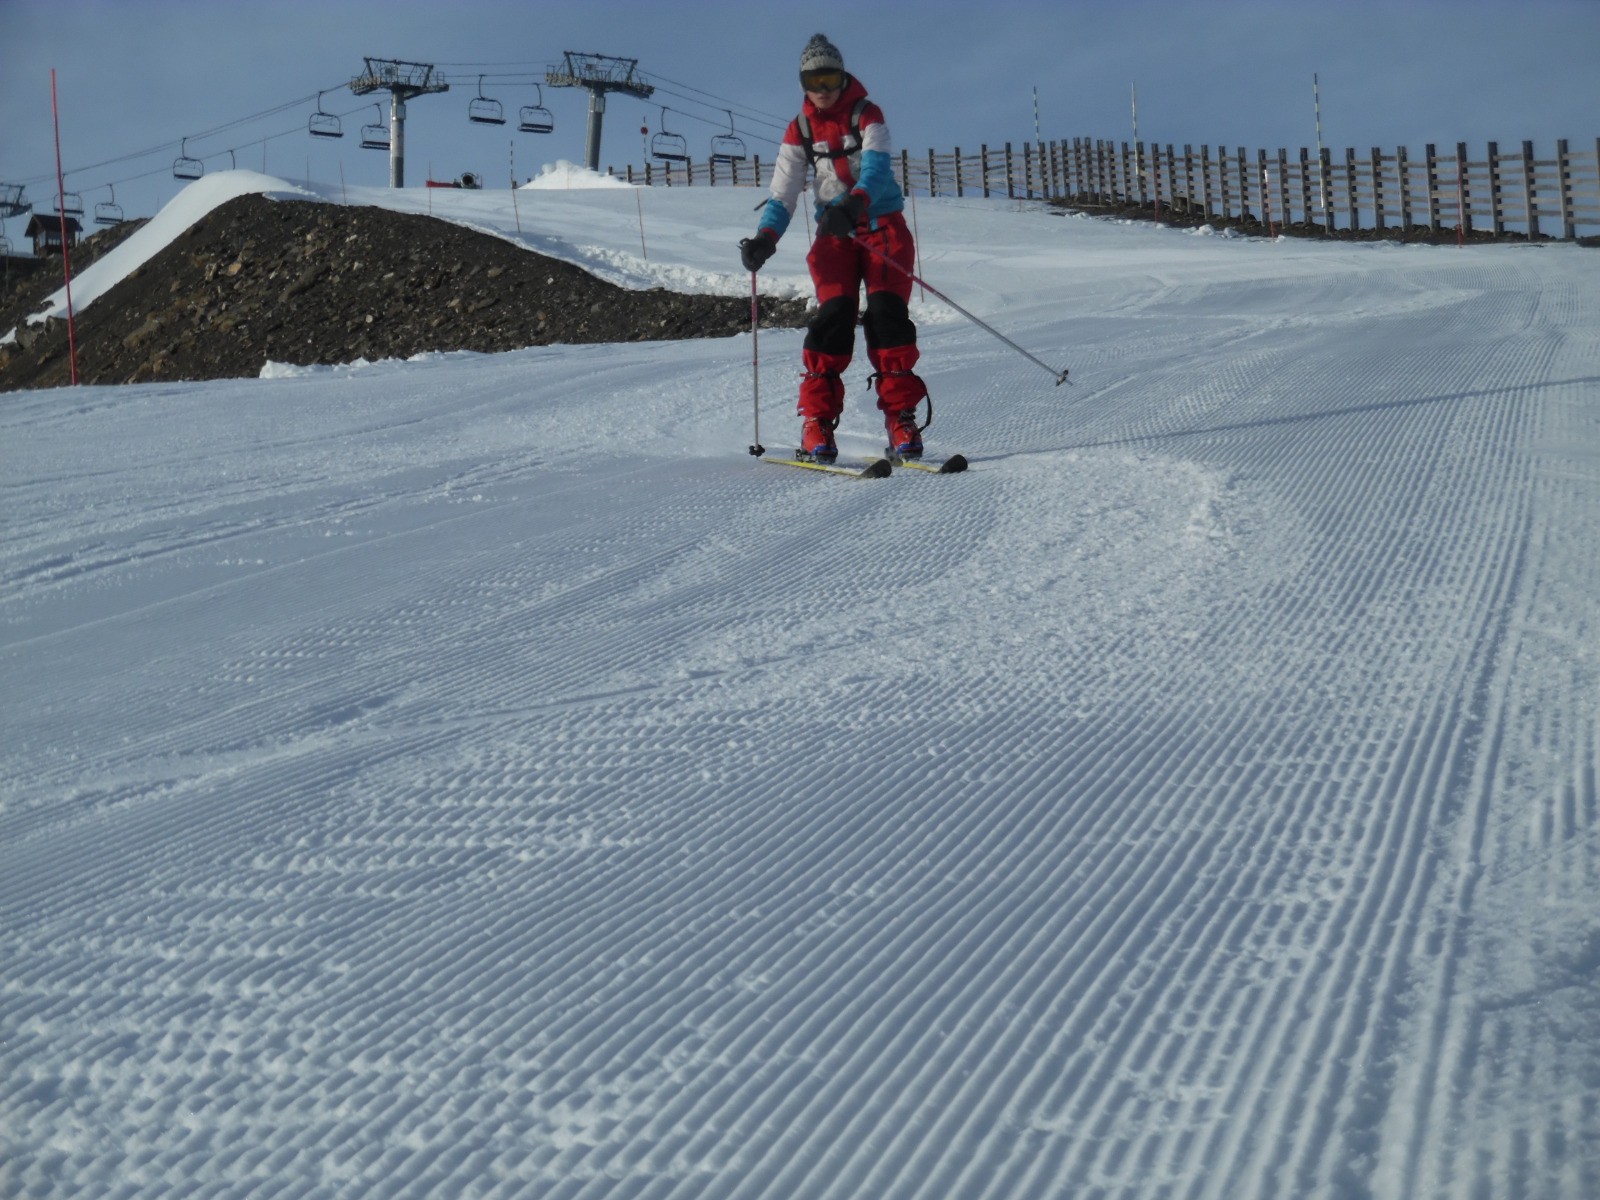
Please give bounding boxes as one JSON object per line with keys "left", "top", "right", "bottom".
{"left": 748, "top": 271, "right": 765, "bottom": 457}
{"left": 857, "top": 237, "right": 1070, "bottom": 386}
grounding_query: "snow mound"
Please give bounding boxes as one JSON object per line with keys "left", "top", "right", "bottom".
{"left": 19, "top": 171, "right": 325, "bottom": 330}
{"left": 522, "top": 160, "right": 635, "bottom": 190}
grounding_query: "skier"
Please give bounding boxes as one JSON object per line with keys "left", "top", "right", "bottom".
{"left": 739, "top": 33, "right": 928, "bottom": 463}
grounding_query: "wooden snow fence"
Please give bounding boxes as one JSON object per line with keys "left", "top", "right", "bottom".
{"left": 610, "top": 137, "right": 1600, "bottom": 240}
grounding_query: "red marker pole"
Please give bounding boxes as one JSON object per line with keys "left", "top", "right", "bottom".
{"left": 50, "top": 68, "right": 80, "bottom": 385}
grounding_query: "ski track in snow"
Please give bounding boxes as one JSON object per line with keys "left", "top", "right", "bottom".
{"left": 3, "top": 176, "right": 1599, "bottom": 1200}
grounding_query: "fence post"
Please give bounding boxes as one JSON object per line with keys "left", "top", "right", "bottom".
{"left": 1424, "top": 144, "right": 1441, "bottom": 232}
{"left": 1004, "top": 142, "right": 1015, "bottom": 199}
{"left": 1371, "top": 147, "right": 1385, "bottom": 231}
{"left": 1317, "top": 146, "right": 1332, "bottom": 231}
{"left": 1487, "top": 141, "right": 1504, "bottom": 235}
{"left": 899, "top": 149, "right": 910, "bottom": 196}
{"left": 1522, "top": 140, "right": 1540, "bottom": 239}
{"left": 1199, "top": 145, "right": 1213, "bottom": 217}
{"left": 1238, "top": 147, "right": 1251, "bottom": 219}
{"left": 1297, "top": 147, "right": 1311, "bottom": 226}
{"left": 1258, "top": 149, "right": 1272, "bottom": 235}
{"left": 1555, "top": 139, "right": 1574, "bottom": 240}
{"left": 1343, "top": 148, "right": 1359, "bottom": 231}
{"left": 1396, "top": 145, "right": 1411, "bottom": 230}
{"left": 1276, "top": 148, "right": 1291, "bottom": 227}
{"left": 1456, "top": 142, "right": 1471, "bottom": 239}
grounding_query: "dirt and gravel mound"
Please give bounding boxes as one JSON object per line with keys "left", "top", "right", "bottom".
{"left": 0, "top": 194, "right": 808, "bottom": 393}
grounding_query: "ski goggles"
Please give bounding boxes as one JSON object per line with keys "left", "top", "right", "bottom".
{"left": 800, "top": 69, "right": 845, "bottom": 92}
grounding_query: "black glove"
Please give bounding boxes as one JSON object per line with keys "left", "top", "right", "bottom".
{"left": 819, "top": 192, "right": 867, "bottom": 238}
{"left": 739, "top": 232, "right": 776, "bottom": 272}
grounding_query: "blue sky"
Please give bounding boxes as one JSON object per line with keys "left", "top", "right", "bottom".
{"left": 3, "top": 0, "right": 1597, "bottom": 225}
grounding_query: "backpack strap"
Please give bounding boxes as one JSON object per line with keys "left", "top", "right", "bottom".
{"left": 796, "top": 97, "right": 870, "bottom": 170}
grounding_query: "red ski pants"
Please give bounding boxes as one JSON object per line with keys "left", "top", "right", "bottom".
{"left": 798, "top": 211, "right": 926, "bottom": 422}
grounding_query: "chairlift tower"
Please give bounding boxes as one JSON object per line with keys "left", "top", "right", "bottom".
{"left": 545, "top": 52, "right": 654, "bottom": 172}
{"left": 349, "top": 57, "right": 449, "bottom": 187}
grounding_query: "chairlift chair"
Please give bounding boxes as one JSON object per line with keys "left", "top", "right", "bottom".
{"left": 94, "top": 185, "right": 124, "bottom": 226}
{"left": 55, "top": 190, "right": 85, "bottom": 217}
{"left": 518, "top": 84, "right": 554, "bottom": 134}
{"left": 360, "top": 106, "right": 390, "bottom": 151}
{"left": 710, "top": 111, "right": 747, "bottom": 163}
{"left": 469, "top": 76, "right": 506, "bottom": 126}
{"left": 651, "top": 108, "right": 690, "bottom": 163}
{"left": 309, "top": 92, "right": 344, "bottom": 139}
{"left": 173, "top": 139, "right": 204, "bottom": 180}
{"left": 0, "top": 183, "right": 32, "bottom": 219}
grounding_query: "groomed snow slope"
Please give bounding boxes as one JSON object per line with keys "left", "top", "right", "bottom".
{"left": 3, "top": 169, "right": 1598, "bottom": 1200}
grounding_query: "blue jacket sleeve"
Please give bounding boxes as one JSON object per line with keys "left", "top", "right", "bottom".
{"left": 758, "top": 197, "right": 793, "bottom": 239}
{"left": 856, "top": 149, "right": 895, "bottom": 211}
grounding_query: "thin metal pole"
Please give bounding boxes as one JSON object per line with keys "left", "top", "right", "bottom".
{"left": 509, "top": 141, "right": 521, "bottom": 233}
{"left": 747, "top": 271, "right": 765, "bottom": 456}
{"left": 50, "top": 68, "right": 79, "bottom": 385}
{"left": 1314, "top": 72, "right": 1330, "bottom": 229}
{"left": 858, "top": 238, "right": 1069, "bottom": 386}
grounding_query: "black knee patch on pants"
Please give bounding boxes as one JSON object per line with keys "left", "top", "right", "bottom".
{"left": 804, "top": 296, "right": 858, "bottom": 356}
{"left": 862, "top": 292, "right": 916, "bottom": 350}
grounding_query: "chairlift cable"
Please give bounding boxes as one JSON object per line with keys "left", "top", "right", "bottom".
{"left": 642, "top": 70, "right": 792, "bottom": 125}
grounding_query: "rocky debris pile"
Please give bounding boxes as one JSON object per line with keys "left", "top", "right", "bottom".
{"left": 0, "top": 194, "right": 809, "bottom": 392}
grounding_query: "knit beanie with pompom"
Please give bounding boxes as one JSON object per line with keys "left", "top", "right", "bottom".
{"left": 799, "top": 34, "right": 844, "bottom": 76}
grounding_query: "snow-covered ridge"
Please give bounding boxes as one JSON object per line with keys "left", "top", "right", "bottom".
{"left": 13, "top": 161, "right": 808, "bottom": 339}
